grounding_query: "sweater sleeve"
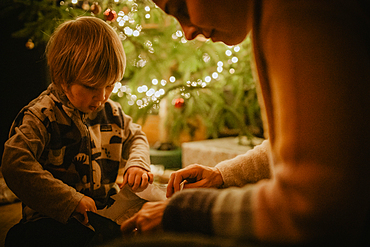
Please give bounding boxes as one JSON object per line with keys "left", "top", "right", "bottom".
{"left": 216, "top": 140, "right": 271, "bottom": 187}
{"left": 120, "top": 105, "right": 151, "bottom": 172}
{"left": 1, "top": 111, "right": 84, "bottom": 224}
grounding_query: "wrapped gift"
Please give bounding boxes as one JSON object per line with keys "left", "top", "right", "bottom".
{"left": 181, "top": 137, "right": 263, "bottom": 168}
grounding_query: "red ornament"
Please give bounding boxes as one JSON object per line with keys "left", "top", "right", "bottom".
{"left": 173, "top": 98, "right": 185, "bottom": 108}
{"left": 104, "top": 8, "right": 117, "bottom": 22}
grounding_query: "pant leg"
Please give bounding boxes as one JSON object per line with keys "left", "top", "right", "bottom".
{"left": 5, "top": 218, "right": 95, "bottom": 247}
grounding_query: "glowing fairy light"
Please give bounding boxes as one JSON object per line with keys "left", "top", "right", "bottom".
{"left": 212, "top": 72, "right": 219, "bottom": 79}
{"left": 155, "top": 91, "right": 161, "bottom": 97}
{"left": 113, "top": 82, "right": 121, "bottom": 93}
{"left": 120, "top": 85, "right": 127, "bottom": 92}
{"left": 71, "top": 0, "right": 77, "bottom": 4}
{"left": 145, "top": 6, "right": 150, "bottom": 11}
{"left": 169, "top": 76, "right": 176, "bottom": 83}
{"left": 176, "top": 30, "right": 183, "bottom": 37}
{"left": 229, "top": 68, "right": 235, "bottom": 74}
{"left": 217, "top": 61, "right": 223, "bottom": 67}
{"left": 161, "top": 80, "right": 167, "bottom": 86}
{"left": 231, "top": 56, "right": 238, "bottom": 63}
{"left": 203, "top": 53, "right": 210, "bottom": 63}
{"left": 124, "top": 27, "right": 133, "bottom": 36}
{"left": 158, "top": 89, "right": 165, "bottom": 95}
{"left": 205, "top": 76, "right": 211, "bottom": 83}
{"left": 234, "top": 45, "right": 241, "bottom": 52}
{"left": 133, "top": 30, "right": 140, "bottom": 37}
{"left": 152, "top": 79, "right": 158, "bottom": 85}
{"left": 145, "top": 14, "right": 150, "bottom": 19}
{"left": 217, "top": 67, "right": 223, "bottom": 73}
{"left": 146, "top": 89, "right": 155, "bottom": 96}
{"left": 225, "top": 50, "right": 232, "bottom": 56}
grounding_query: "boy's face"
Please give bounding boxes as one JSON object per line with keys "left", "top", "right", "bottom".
{"left": 63, "top": 82, "right": 115, "bottom": 113}
{"left": 153, "top": 0, "right": 251, "bottom": 45}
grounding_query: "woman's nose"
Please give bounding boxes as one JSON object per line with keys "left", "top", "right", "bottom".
{"left": 182, "top": 25, "right": 201, "bottom": 40}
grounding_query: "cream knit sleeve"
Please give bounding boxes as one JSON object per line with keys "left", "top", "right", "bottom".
{"left": 216, "top": 140, "right": 271, "bottom": 187}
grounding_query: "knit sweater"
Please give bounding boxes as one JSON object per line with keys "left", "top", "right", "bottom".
{"left": 162, "top": 1, "right": 370, "bottom": 245}
{"left": 1, "top": 84, "right": 151, "bottom": 224}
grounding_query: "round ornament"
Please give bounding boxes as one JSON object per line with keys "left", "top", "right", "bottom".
{"left": 173, "top": 98, "right": 185, "bottom": 108}
{"left": 82, "top": 1, "right": 90, "bottom": 11}
{"left": 104, "top": 8, "right": 117, "bottom": 22}
{"left": 25, "top": 39, "right": 34, "bottom": 50}
{"left": 90, "top": 2, "right": 102, "bottom": 15}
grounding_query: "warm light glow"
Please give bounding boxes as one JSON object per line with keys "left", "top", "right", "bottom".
{"left": 124, "top": 27, "right": 133, "bottom": 36}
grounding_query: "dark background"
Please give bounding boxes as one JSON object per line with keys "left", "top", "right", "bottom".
{"left": 0, "top": 3, "right": 49, "bottom": 167}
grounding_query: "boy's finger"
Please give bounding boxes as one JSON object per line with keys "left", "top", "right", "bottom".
{"left": 131, "top": 175, "right": 142, "bottom": 191}
{"left": 120, "top": 173, "right": 128, "bottom": 189}
{"left": 147, "top": 172, "right": 154, "bottom": 184}
{"left": 83, "top": 211, "right": 89, "bottom": 225}
{"left": 142, "top": 173, "right": 149, "bottom": 185}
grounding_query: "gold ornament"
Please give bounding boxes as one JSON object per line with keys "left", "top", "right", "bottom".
{"left": 90, "top": 2, "right": 102, "bottom": 15}
{"left": 25, "top": 39, "right": 34, "bottom": 50}
{"left": 82, "top": 1, "right": 90, "bottom": 11}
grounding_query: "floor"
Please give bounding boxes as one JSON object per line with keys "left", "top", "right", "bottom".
{"left": 0, "top": 202, "right": 22, "bottom": 247}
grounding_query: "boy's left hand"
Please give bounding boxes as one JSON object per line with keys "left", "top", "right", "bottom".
{"left": 118, "top": 167, "right": 153, "bottom": 192}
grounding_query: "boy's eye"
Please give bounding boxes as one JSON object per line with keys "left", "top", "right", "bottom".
{"left": 106, "top": 83, "right": 116, "bottom": 89}
{"left": 84, "top": 85, "right": 97, "bottom": 91}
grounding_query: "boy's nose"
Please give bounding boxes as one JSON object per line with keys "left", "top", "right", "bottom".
{"left": 94, "top": 88, "right": 106, "bottom": 102}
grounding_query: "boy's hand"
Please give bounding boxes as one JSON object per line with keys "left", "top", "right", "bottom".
{"left": 119, "top": 167, "right": 153, "bottom": 192}
{"left": 74, "top": 196, "right": 97, "bottom": 225}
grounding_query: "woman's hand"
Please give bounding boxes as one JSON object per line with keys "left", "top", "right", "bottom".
{"left": 120, "top": 200, "right": 169, "bottom": 234}
{"left": 118, "top": 167, "right": 154, "bottom": 192}
{"left": 74, "top": 196, "right": 97, "bottom": 225}
{"left": 166, "top": 164, "right": 224, "bottom": 198}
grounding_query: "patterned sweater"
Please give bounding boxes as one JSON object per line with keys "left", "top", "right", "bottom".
{"left": 162, "top": 0, "right": 370, "bottom": 245}
{"left": 2, "top": 84, "right": 150, "bottom": 224}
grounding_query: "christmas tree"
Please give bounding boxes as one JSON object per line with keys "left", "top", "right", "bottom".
{"left": 3, "top": 0, "right": 263, "bottom": 148}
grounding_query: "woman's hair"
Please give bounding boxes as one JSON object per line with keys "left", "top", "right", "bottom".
{"left": 46, "top": 16, "right": 126, "bottom": 90}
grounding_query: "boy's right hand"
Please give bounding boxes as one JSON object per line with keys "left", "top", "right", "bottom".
{"left": 74, "top": 196, "right": 97, "bottom": 225}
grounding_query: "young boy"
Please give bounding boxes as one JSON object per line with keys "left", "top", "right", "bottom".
{"left": 2, "top": 16, "right": 153, "bottom": 246}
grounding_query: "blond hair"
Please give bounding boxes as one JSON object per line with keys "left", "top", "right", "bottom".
{"left": 46, "top": 16, "right": 126, "bottom": 90}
